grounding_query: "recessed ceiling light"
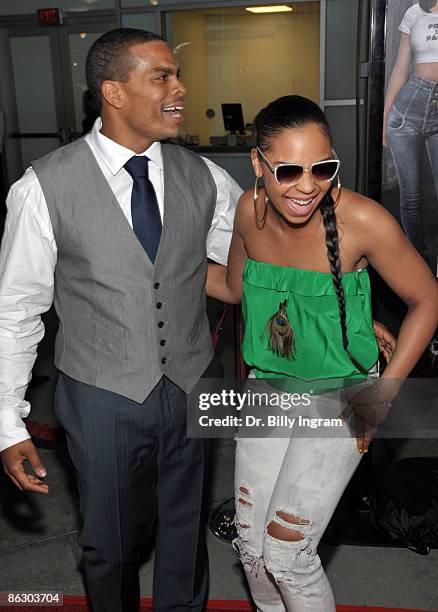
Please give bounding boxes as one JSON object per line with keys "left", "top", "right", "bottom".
{"left": 246, "top": 5, "right": 293, "bottom": 14}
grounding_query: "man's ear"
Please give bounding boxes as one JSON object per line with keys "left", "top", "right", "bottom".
{"left": 251, "top": 147, "right": 263, "bottom": 178}
{"left": 101, "top": 80, "right": 124, "bottom": 109}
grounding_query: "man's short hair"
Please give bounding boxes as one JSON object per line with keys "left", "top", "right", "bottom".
{"left": 86, "top": 28, "right": 166, "bottom": 112}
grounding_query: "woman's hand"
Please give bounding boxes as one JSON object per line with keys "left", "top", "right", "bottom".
{"left": 373, "top": 319, "right": 396, "bottom": 363}
{"left": 340, "top": 383, "right": 392, "bottom": 454}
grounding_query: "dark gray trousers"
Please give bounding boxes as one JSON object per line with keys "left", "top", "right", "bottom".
{"left": 55, "top": 373, "right": 209, "bottom": 612}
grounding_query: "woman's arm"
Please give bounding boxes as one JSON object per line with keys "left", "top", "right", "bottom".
{"left": 343, "top": 197, "right": 437, "bottom": 452}
{"left": 359, "top": 199, "right": 438, "bottom": 396}
{"left": 206, "top": 196, "right": 249, "bottom": 303}
{"left": 383, "top": 34, "right": 411, "bottom": 146}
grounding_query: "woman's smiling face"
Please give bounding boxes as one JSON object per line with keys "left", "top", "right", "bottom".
{"left": 252, "top": 123, "right": 336, "bottom": 227}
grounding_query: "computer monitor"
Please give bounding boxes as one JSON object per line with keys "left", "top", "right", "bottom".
{"left": 221, "top": 103, "right": 245, "bottom": 134}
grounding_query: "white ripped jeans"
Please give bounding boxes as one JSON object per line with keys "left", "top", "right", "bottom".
{"left": 233, "top": 378, "right": 368, "bottom": 612}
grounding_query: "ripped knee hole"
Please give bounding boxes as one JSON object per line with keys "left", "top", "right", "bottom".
{"left": 267, "top": 511, "right": 310, "bottom": 542}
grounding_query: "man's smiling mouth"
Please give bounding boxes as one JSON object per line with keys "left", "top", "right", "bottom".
{"left": 162, "top": 105, "right": 184, "bottom": 115}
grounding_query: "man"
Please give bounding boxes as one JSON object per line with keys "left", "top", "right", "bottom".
{"left": 0, "top": 28, "right": 242, "bottom": 611}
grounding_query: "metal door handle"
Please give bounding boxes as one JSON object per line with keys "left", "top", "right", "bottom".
{"left": 10, "top": 128, "right": 67, "bottom": 143}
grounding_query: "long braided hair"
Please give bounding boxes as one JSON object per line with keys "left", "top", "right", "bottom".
{"left": 254, "top": 95, "right": 366, "bottom": 372}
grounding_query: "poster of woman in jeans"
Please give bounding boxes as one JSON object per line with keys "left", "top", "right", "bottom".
{"left": 383, "top": 0, "right": 438, "bottom": 274}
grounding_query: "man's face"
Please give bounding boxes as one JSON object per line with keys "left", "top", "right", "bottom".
{"left": 115, "top": 41, "right": 186, "bottom": 147}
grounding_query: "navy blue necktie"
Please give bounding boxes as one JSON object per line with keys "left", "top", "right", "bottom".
{"left": 124, "top": 156, "right": 162, "bottom": 263}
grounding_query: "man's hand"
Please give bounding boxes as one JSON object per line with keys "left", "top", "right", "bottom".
{"left": 373, "top": 319, "right": 396, "bottom": 363}
{"left": 1, "top": 439, "right": 48, "bottom": 494}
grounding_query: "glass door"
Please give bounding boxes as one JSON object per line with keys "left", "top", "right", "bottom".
{"left": 65, "top": 22, "right": 116, "bottom": 141}
{"left": 1, "top": 27, "right": 66, "bottom": 183}
{"left": 0, "top": 19, "right": 115, "bottom": 185}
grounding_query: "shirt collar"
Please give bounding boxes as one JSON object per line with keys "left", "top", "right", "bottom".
{"left": 89, "top": 117, "right": 163, "bottom": 175}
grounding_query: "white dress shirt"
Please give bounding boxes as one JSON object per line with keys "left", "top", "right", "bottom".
{"left": 0, "top": 118, "right": 243, "bottom": 452}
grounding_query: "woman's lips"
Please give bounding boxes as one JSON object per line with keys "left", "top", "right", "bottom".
{"left": 285, "top": 196, "right": 316, "bottom": 217}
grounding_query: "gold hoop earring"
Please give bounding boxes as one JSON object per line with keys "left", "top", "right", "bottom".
{"left": 253, "top": 175, "right": 268, "bottom": 229}
{"left": 253, "top": 174, "right": 261, "bottom": 202}
{"left": 334, "top": 175, "right": 342, "bottom": 206}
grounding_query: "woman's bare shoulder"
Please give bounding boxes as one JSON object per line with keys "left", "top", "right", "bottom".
{"left": 234, "top": 188, "right": 256, "bottom": 230}
{"left": 338, "top": 188, "right": 396, "bottom": 229}
{"left": 338, "top": 188, "right": 405, "bottom": 252}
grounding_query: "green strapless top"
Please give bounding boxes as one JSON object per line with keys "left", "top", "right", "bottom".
{"left": 242, "top": 259, "right": 379, "bottom": 385}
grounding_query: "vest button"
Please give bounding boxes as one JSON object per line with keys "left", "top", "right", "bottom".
{"left": 160, "top": 339, "right": 166, "bottom": 346}
{"left": 161, "top": 357, "right": 167, "bottom": 365}
{"left": 154, "top": 282, "right": 160, "bottom": 289}
{"left": 158, "top": 321, "right": 165, "bottom": 328}
{"left": 156, "top": 302, "right": 162, "bottom": 309}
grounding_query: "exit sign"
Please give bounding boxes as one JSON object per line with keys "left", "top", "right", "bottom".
{"left": 37, "top": 8, "right": 63, "bottom": 26}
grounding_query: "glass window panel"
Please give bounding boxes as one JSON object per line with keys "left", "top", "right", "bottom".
{"left": 381, "top": 0, "right": 438, "bottom": 273}
{"left": 0, "top": 0, "right": 115, "bottom": 14}
{"left": 10, "top": 36, "right": 58, "bottom": 133}
{"left": 122, "top": 0, "right": 268, "bottom": 5}
{"left": 122, "top": 13, "right": 158, "bottom": 32}
{"left": 69, "top": 31, "right": 108, "bottom": 133}
{"left": 382, "top": 0, "right": 412, "bottom": 189}
{"left": 202, "top": 152, "right": 252, "bottom": 190}
{"left": 325, "top": 0, "right": 359, "bottom": 100}
{"left": 19, "top": 138, "right": 60, "bottom": 171}
{"left": 122, "top": 0, "right": 179, "bottom": 6}
{"left": 167, "top": 3, "right": 320, "bottom": 147}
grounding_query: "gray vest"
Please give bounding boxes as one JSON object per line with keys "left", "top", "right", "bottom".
{"left": 32, "top": 139, "right": 216, "bottom": 402}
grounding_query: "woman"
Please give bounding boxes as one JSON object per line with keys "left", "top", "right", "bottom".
{"left": 383, "top": 0, "right": 438, "bottom": 269}
{"left": 207, "top": 95, "right": 438, "bottom": 611}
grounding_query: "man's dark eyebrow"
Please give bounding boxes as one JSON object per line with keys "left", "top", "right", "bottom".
{"left": 151, "top": 66, "right": 179, "bottom": 75}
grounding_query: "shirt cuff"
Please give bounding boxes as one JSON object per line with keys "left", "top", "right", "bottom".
{"left": 0, "top": 406, "right": 31, "bottom": 453}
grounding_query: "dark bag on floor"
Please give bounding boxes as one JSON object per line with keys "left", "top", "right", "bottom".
{"left": 369, "top": 457, "right": 438, "bottom": 555}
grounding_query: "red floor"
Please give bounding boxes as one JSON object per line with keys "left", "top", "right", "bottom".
{"left": 20, "top": 596, "right": 432, "bottom": 612}
{"left": 4, "top": 600, "right": 434, "bottom": 612}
